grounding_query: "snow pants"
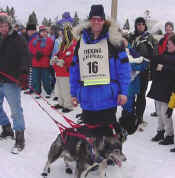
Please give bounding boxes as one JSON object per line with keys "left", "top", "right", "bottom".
{"left": 55, "top": 77, "right": 73, "bottom": 109}
{"left": 155, "top": 100, "right": 174, "bottom": 136}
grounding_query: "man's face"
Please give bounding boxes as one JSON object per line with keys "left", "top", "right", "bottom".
{"left": 0, "top": 22, "right": 9, "bottom": 37}
{"left": 40, "top": 30, "right": 48, "bottom": 38}
{"left": 21, "top": 28, "right": 26, "bottom": 34}
{"left": 165, "top": 25, "right": 173, "bottom": 35}
{"left": 167, "top": 40, "right": 175, "bottom": 53}
{"left": 27, "top": 30, "right": 36, "bottom": 37}
{"left": 136, "top": 23, "right": 146, "bottom": 33}
{"left": 90, "top": 16, "right": 105, "bottom": 34}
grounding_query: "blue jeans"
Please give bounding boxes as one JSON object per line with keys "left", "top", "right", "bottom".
{"left": 0, "top": 83, "right": 25, "bottom": 131}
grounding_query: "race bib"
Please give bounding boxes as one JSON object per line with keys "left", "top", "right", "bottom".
{"left": 78, "top": 38, "right": 110, "bottom": 86}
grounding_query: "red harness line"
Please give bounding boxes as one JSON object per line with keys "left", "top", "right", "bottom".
{"left": 0, "top": 71, "right": 117, "bottom": 143}
{"left": 0, "top": 72, "right": 80, "bottom": 139}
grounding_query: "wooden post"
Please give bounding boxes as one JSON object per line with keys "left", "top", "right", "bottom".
{"left": 111, "top": 0, "right": 118, "bottom": 20}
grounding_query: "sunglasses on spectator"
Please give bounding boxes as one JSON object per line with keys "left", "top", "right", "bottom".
{"left": 90, "top": 17, "right": 104, "bottom": 23}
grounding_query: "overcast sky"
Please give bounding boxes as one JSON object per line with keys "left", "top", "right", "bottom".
{"left": 0, "top": 0, "right": 175, "bottom": 28}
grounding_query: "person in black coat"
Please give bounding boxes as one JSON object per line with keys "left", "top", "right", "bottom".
{"left": 128, "top": 17, "right": 158, "bottom": 128}
{"left": 0, "top": 13, "right": 30, "bottom": 153}
{"left": 147, "top": 34, "right": 175, "bottom": 145}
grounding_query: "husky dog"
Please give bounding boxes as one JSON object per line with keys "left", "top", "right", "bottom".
{"left": 41, "top": 125, "right": 126, "bottom": 178}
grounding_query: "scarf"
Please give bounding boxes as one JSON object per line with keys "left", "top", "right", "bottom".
{"left": 33, "top": 36, "right": 47, "bottom": 48}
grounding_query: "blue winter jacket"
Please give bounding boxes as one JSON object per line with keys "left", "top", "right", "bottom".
{"left": 123, "top": 48, "right": 149, "bottom": 112}
{"left": 70, "top": 29, "right": 131, "bottom": 111}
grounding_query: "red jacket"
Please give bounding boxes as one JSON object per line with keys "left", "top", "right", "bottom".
{"left": 29, "top": 37, "right": 53, "bottom": 68}
{"left": 53, "top": 40, "right": 77, "bottom": 77}
{"left": 158, "top": 34, "right": 169, "bottom": 55}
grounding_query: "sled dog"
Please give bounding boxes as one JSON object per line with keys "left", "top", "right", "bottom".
{"left": 42, "top": 125, "right": 126, "bottom": 178}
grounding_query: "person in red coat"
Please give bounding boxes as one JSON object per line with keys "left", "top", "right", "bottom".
{"left": 158, "top": 22, "right": 174, "bottom": 55}
{"left": 29, "top": 26, "right": 54, "bottom": 98}
{"left": 50, "top": 24, "right": 76, "bottom": 112}
{"left": 151, "top": 21, "right": 174, "bottom": 117}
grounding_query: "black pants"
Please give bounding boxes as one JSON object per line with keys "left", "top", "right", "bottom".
{"left": 81, "top": 108, "right": 119, "bottom": 137}
{"left": 135, "top": 71, "right": 149, "bottom": 122}
{"left": 81, "top": 108, "right": 117, "bottom": 125}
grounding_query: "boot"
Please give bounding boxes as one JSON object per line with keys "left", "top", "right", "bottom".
{"left": 62, "top": 108, "right": 73, "bottom": 113}
{"left": 24, "top": 90, "right": 33, "bottom": 95}
{"left": 0, "top": 123, "right": 14, "bottom": 139}
{"left": 51, "top": 104, "right": 63, "bottom": 109}
{"left": 11, "top": 131, "right": 25, "bottom": 154}
{"left": 150, "top": 112, "right": 158, "bottom": 117}
{"left": 151, "top": 130, "right": 165, "bottom": 142}
{"left": 45, "top": 95, "right": 51, "bottom": 99}
{"left": 53, "top": 97, "right": 58, "bottom": 101}
{"left": 170, "top": 147, "right": 175, "bottom": 152}
{"left": 159, "top": 135, "right": 174, "bottom": 145}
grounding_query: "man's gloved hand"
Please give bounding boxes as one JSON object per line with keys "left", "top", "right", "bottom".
{"left": 50, "top": 56, "right": 58, "bottom": 65}
{"left": 166, "top": 108, "right": 173, "bottom": 118}
{"left": 156, "top": 64, "right": 164, "bottom": 71}
{"left": 128, "top": 56, "right": 144, "bottom": 63}
{"left": 71, "top": 97, "right": 78, "bottom": 107}
{"left": 36, "top": 51, "right": 44, "bottom": 61}
{"left": 56, "top": 59, "right": 64, "bottom": 67}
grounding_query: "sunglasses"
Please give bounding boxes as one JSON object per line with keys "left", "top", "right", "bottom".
{"left": 90, "top": 17, "right": 104, "bottom": 23}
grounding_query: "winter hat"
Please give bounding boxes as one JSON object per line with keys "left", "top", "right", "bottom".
{"left": 89, "top": 4, "right": 106, "bottom": 19}
{"left": 135, "top": 17, "right": 146, "bottom": 25}
{"left": 134, "top": 17, "right": 147, "bottom": 32}
{"left": 39, "top": 25, "right": 48, "bottom": 33}
{"left": 18, "top": 25, "right": 25, "bottom": 31}
{"left": 165, "top": 21, "right": 174, "bottom": 30}
{"left": 62, "top": 12, "right": 72, "bottom": 20}
{"left": 57, "top": 11, "right": 74, "bottom": 30}
{"left": 26, "top": 24, "right": 36, "bottom": 31}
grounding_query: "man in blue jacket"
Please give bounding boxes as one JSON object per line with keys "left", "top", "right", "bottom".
{"left": 70, "top": 5, "right": 131, "bottom": 133}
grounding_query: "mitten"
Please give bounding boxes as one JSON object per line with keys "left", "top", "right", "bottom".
{"left": 129, "top": 56, "right": 144, "bottom": 63}
{"left": 56, "top": 59, "right": 64, "bottom": 67}
{"left": 36, "top": 51, "right": 44, "bottom": 61}
{"left": 50, "top": 56, "right": 58, "bottom": 65}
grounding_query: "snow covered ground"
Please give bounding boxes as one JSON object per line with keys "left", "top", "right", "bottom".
{"left": 0, "top": 87, "right": 175, "bottom": 178}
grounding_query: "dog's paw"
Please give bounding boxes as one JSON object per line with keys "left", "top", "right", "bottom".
{"left": 41, "top": 172, "right": 48, "bottom": 178}
{"left": 41, "top": 168, "right": 50, "bottom": 178}
{"left": 65, "top": 167, "right": 73, "bottom": 174}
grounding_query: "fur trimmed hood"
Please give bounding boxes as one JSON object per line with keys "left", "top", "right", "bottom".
{"left": 72, "top": 19, "right": 123, "bottom": 47}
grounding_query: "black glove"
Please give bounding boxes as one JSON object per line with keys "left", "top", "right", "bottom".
{"left": 119, "top": 112, "right": 140, "bottom": 135}
{"left": 166, "top": 108, "right": 173, "bottom": 118}
{"left": 36, "top": 51, "right": 44, "bottom": 61}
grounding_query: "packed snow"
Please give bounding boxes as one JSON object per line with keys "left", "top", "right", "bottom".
{"left": 0, "top": 84, "right": 175, "bottom": 178}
